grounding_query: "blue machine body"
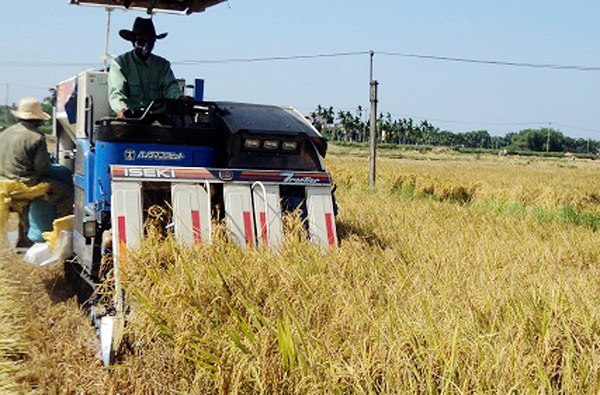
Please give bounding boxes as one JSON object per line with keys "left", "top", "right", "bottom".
{"left": 76, "top": 139, "right": 217, "bottom": 212}
{"left": 194, "top": 79, "right": 204, "bottom": 101}
{"left": 75, "top": 139, "right": 96, "bottom": 206}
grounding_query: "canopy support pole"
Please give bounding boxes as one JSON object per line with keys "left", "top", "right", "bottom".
{"left": 103, "top": 7, "right": 113, "bottom": 71}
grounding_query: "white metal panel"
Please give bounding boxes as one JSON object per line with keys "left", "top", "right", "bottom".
{"left": 111, "top": 181, "right": 143, "bottom": 258}
{"left": 111, "top": 181, "right": 143, "bottom": 316}
{"left": 171, "top": 183, "right": 211, "bottom": 246}
{"left": 223, "top": 184, "right": 255, "bottom": 248}
{"left": 76, "top": 70, "right": 110, "bottom": 139}
{"left": 54, "top": 76, "right": 77, "bottom": 142}
{"left": 251, "top": 183, "right": 283, "bottom": 248}
{"left": 306, "top": 186, "right": 338, "bottom": 248}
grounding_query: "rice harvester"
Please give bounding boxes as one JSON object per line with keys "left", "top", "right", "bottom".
{"left": 55, "top": 0, "right": 338, "bottom": 366}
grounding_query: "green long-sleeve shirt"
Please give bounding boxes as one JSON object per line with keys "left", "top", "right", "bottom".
{"left": 0, "top": 122, "right": 50, "bottom": 185}
{"left": 108, "top": 51, "right": 183, "bottom": 113}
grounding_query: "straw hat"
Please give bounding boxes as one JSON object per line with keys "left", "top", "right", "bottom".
{"left": 11, "top": 97, "right": 50, "bottom": 121}
{"left": 119, "top": 17, "right": 168, "bottom": 42}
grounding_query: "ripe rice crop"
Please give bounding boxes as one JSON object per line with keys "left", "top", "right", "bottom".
{"left": 6, "top": 147, "right": 600, "bottom": 393}
{"left": 0, "top": 246, "right": 28, "bottom": 393}
{"left": 113, "top": 151, "right": 600, "bottom": 393}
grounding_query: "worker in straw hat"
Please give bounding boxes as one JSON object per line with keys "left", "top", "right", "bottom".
{"left": 108, "top": 17, "right": 190, "bottom": 119}
{"left": 0, "top": 97, "right": 73, "bottom": 247}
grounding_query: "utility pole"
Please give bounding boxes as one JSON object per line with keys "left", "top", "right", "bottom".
{"left": 587, "top": 139, "right": 590, "bottom": 155}
{"left": 546, "top": 122, "right": 551, "bottom": 153}
{"left": 368, "top": 50, "right": 378, "bottom": 188}
{"left": 103, "top": 8, "right": 113, "bottom": 70}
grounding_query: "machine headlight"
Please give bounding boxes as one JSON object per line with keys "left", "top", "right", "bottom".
{"left": 83, "top": 220, "right": 97, "bottom": 237}
{"left": 263, "top": 140, "right": 279, "bottom": 150}
{"left": 244, "top": 138, "right": 261, "bottom": 149}
{"left": 281, "top": 141, "right": 299, "bottom": 151}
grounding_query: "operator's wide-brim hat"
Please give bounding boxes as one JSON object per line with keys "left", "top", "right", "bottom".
{"left": 119, "top": 17, "right": 168, "bottom": 41}
{"left": 11, "top": 97, "right": 50, "bottom": 121}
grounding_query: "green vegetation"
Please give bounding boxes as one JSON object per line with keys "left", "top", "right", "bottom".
{"left": 0, "top": 97, "right": 54, "bottom": 134}
{"left": 311, "top": 105, "right": 600, "bottom": 155}
{"left": 0, "top": 106, "right": 15, "bottom": 130}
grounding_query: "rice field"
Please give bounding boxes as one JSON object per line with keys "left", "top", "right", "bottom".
{"left": 3, "top": 146, "right": 600, "bottom": 393}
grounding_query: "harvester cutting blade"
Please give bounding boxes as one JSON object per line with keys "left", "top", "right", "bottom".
{"left": 99, "top": 314, "right": 125, "bottom": 366}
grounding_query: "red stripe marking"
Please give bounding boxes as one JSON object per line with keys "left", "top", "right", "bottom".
{"left": 259, "top": 211, "right": 268, "bottom": 245}
{"left": 243, "top": 211, "right": 254, "bottom": 247}
{"left": 175, "top": 168, "right": 213, "bottom": 179}
{"left": 191, "top": 210, "right": 201, "bottom": 243}
{"left": 112, "top": 167, "right": 128, "bottom": 177}
{"left": 117, "top": 215, "right": 127, "bottom": 254}
{"left": 117, "top": 215, "right": 128, "bottom": 280}
{"left": 325, "top": 213, "right": 336, "bottom": 247}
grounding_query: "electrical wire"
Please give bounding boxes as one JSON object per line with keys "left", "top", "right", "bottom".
{"left": 382, "top": 114, "right": 600, "bottom": 135}
{"left": 552, "top": 123, "right": 600, "bottom": 134}
{"left": 1, "top": 50, "right": 598, "bottom": 71}
{"left": 377, "top": 51, "right": 600, "bottom": 71}
{"left": 172, "top": 51, "right": 370, "bottom": 65}
{"left": 0, "top": 61, "right": 99, "bottom": 68}
{"left": 2, "top": 49, "right": 598, "bottom": 135}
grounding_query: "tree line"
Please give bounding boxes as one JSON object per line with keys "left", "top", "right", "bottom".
{"left": 309, "top": 105, "right": 600, "bottom": 154}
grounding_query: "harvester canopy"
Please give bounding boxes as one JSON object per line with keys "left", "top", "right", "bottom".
{"left": 70, "top": 0, "right": 226, "bottom": 14}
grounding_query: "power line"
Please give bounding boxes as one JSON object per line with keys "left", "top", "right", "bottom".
{"left": 172, "top": 51, "right": 600, "bottom": 71}
{"left": 0, "top": 82, "right": 52, "bottom": 90}
{"left": 378, "top": 51, "right": 600, "bottom": 71}
{"left": 552, "top": 123, "right": 600, "bottom": 134}
{"left": 173, "top": 51, "right": 370, "bottom": 65}
{"left": 0, "top": 50, "right": 598, "bottom": 72}
{"left": 176, "top": 51, "right": 600, "bottom": 71}
{"left": 2, "top": 49, "right": 598, "bottom": 135}
{"left": 0, "top": 52, "right": 369, "bottom": 68}
{"left": 381, "top": 113, "right": 600, "bottom": 135}
{"left": 0, "top": 61, "right": 99, "bottom": 68}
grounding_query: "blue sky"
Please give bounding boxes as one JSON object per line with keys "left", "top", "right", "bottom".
{"left": 1, "top": 1, "right": 599, "bottom": 138}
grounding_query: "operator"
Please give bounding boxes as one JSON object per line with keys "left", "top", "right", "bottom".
{"left": 108, "top": 17, "right": 189, "bottom": 119}
{"left": 0, "top": 97, "right": 73, "bottom": 246}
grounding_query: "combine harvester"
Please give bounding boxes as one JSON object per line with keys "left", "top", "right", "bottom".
{"left": 55, "top": 0, "right": 338, "bottom": 365}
